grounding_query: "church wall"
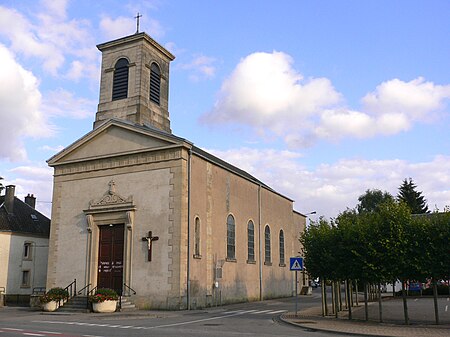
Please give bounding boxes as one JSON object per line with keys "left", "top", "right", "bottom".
{"left": 47, "top": 150, "right": 186, "bottom": 309}
{"left": 188, "top": 154, "right": 302, "bottom": 308}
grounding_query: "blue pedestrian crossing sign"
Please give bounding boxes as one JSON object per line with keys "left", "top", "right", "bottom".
{"left": 289, "top": 257, "right": 303, "bottom": 271}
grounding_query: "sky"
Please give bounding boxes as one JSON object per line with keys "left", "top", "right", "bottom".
{"left": 0, "top": 0, "right": 449, "bottom": 219}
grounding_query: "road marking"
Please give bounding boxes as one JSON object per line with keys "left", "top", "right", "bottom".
{"left": 23, "top": 334, "right": 45, "bottom": 336}
{"left": 34, "top": 311, "right": 248, "bottom": 331}
{"left": 445, "top": 305, "right": 448, "bottom": 312}
{"left": 37, "top": 331, "right": 62, "bottom": 335}
{"left": 266, "top": 310, "right": 287, "bottom": 314}
{"left": 3, "top": 328, "right": 24, "bottom": 331}
{"left": 251, "top": 310, "right": 272, "bottom": 314}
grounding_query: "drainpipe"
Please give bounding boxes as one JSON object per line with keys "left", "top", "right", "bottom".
{"left": 258, "top": 184, "right": 263, "bottom": 301}
{"left": 187, "top": 148, "right": 192, "bottom": 310}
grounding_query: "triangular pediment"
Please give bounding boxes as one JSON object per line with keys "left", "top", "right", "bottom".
{"left": 48, "top": 120, "right": 188, "bottom": 165}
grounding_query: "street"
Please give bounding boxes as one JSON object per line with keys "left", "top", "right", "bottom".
{"left": 0, "top": 294, "right": 342, "bottom": 337}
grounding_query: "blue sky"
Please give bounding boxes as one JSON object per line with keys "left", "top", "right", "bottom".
{"left": 0, "top": 0, "right": 449, "bottom": 218}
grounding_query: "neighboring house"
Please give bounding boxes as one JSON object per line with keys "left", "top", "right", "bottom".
{"left": 0, "top": 185, "right": 50, "bottom": 305}
{"left": 46, "top": 32, "right": 307, "bottom": 310}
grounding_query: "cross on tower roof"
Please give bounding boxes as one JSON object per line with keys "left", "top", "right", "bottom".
{"left": 135, "top": 12, "right": 142, "bottom": 34}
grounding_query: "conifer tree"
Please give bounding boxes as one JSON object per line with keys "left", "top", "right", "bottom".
{"left": 397, "top": 178, "right": 429, "bottom": 214}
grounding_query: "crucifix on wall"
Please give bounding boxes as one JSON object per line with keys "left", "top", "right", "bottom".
{"left": 142, "top": 231, "right": 159, "bottom": 261}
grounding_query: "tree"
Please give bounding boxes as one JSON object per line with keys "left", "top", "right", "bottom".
{"left": 357, "top": 189, "right": 394, "bottom": 214}
{"left": 397, "top": 178, "right": 429, "bottom": 214}
{"left": 0, "top": 176, "right": 4, "bottom": 195}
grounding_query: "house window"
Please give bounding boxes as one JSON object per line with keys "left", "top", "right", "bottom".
{"left": 112, "top": 58, "right": 129, "bottom": 100}
{"left": 150, "top": 62, "right": 161, "bottom": 104}
{"left": 21, "top": 270, "right": 30, "bottom": 287}
{"left": 279, "top": 230, "right": 285, "bottom": 266}
{"left": 264, "top": 225, "right": 271, "bottom": 265}
{"left": 194, "top": 217, "right": 201, "bottom": 258}
{"left": 226, "top": 214, "right": 235, "bottom": 260}
{"left": 23, "top": 242, "right": 32, "bottom": 260}
{"left": 247, "top": 220, "right": 255, "bottom": 263}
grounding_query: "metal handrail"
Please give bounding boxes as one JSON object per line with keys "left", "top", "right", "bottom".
{"left": 77, "top": 283, "right": 92, "bottom": 296}
{"left": 87, "top": 286, "right": 98, "bottom": 296}
{"left": 64, "top": 279, "right": 77, "bottom": 299}
{"left": 122, "top": 283, "right": 136, "bottom": 296}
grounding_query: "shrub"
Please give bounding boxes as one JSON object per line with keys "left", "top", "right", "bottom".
{"left": 40, "top": 287, "right": 69, "bottom": 303}
{"left": 89, "top": 288, "right": 119, "bottom": 303}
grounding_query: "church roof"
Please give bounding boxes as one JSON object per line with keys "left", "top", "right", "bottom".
{"left": 0, "top": 196, "right": 50, "bottom": 237}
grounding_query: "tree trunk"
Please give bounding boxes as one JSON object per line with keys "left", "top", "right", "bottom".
{"left": 364, "top": 283, "right": 369, "bottom": 321}
{"left": 378, "top": 283, "right": 383, "bottom": 323}
{"left": 433, "top": 281, "right": 440, "bottom": 325}
{"left": 335, "top": 282, "right": 339, "bottom": 318}
{"left": 331, "top": 281, "right": 335, "bottom": 315}
{"left": 347, "top": 280, "right": 352, "bottom": 320}
{"left": 355, "top": 281, "right": 359, "bottom": 306}
{"left": 338, "top": 281, "right": 342, "bottom": 311}
{"left": 321, "top": 278, "right": 327, "bottom": 316}
{"left": 392, "top": 279, "right": 396, "bottom": 297}
{"left": 401, "top": 280, "right": 409, "bottom": 325}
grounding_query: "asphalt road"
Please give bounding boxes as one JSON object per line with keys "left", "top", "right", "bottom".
{"left": 0, "top": 294, "right": 351, "bottom": 337}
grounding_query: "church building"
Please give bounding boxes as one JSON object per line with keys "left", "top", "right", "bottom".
{"left": 46, "top": 32, "right": 306, "bottom": 309}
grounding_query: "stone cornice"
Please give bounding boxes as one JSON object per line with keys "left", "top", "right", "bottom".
{"left": 53, "top": 147, "right": 184, "bottom": 177}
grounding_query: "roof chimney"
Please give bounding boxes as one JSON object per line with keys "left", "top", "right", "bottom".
{"left": 25, "top": 194, "right": 36, "bottom": 209}
{"left": 5, "top": 185, "right": 15, "bottom": 213}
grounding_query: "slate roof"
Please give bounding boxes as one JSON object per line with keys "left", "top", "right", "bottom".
{"left": 0, "top": 196, "right": 50, "bottom": 237}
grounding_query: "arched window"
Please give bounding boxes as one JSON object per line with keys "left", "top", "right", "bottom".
{"left": 112, "top": 58, "right": 129, "bottom": 100}
{"left": 264, "top": 225, "right": 271, "bottom": 265}
{"left": 194, "top": 217, "right": 201, "bottom": 257}
{"left": 279, "top": 229, "right": 285, "bottom": 266}
{"left": 150, "top": 62, "right": 161, "bottom": 104}
{"left": 226, "top": 214, "right": 235, "bottom": 260}
{"left": 247, "top": 221, "right": 255, "bottom": 262}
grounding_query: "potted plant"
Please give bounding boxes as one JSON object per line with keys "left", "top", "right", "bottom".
{"left": 89, "top": 288, "right": 119, "bottom": 313}
{"left": 40, "top": 287, "right": 69, "bottom": 312}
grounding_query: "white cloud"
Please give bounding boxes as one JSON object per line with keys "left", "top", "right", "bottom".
{"left": 6, "top": 164, "right": 53, "bottom": 217}
{"left": 0, "top": 44, "right": 52, "bottom": 161}
{"left": 207, "top": 148, "right": 450, "bottom": 219}
{"left": 100, "top": 16, "right": 136, "bottom": 41}
{"left": 202, "top": 52, "right": 450, "bottom": 147}
{"left": 0, "top": 3, "right": 96, "bottom": 76}
{"left": 42, "top": 88, "right": 96, "bottom": 119}
{"left": 179, "top": 54, "right": 217, "bottom": 81}
{"left": 39, "top": 145, "right": 65, "bottom": 152}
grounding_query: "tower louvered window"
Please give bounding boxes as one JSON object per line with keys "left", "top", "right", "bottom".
{"left": 150, "top": 63, "right": 161, "bottom": 105}
{"left": 112, "top": 58, "right": 129, "bottom": 100}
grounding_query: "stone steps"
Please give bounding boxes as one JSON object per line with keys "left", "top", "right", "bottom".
{"left": 58, "top": 296, "right": 90, "bottom": 312}
{"left": 119, "top": 296, "right": 137, "bottom": 311}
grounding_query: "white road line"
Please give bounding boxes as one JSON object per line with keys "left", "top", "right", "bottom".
{"left": 241, "top": 309, "right": 258, "bottom": 313}
{"left": 34, "top": 312, "right": 248, "bottom": 331}
{"left": 3, "top": 328, "right": 24, "bottom": 331}
{"left": 266, "top": 310, "right": 287, "bottom": 314}
{"left": 83, "top": 335, "right": 105, "bottom": 337}
{"left": 445, "top": 305, "right": 448, "bottom": 312}
{"left": 23, "top": 334, "right": 45, "bottom": 336}
{"left": 251, "top": 310, "right": 272, "bottom": 314}
{"left": 37, "top": 331, "right": 62, "bottom": 335}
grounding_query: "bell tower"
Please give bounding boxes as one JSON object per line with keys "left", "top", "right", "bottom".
{"left": 94, "top": 32, "right": 175, "bottom": 132}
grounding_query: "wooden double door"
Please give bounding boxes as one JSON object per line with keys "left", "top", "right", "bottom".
{"left": 97, "top": 224, "right": 124, "bottom": 294}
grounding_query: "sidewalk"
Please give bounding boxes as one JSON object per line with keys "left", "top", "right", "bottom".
{"left": 280, "top": 299, "right": 450, "bottom": 337}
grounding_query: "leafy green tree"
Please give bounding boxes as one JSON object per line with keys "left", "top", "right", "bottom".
{"left": 397, "top": 178, "right": 429, "bottom": 214}
{"left": 357, "top": 189, "right": 394, "bottom": 214}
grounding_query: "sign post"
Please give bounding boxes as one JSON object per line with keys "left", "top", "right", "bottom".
{"left": 290, "top": 257, "right": 303, "bottom": 317}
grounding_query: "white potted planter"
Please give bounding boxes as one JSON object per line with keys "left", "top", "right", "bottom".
{"left": 43, "top": 301, "right": 59, "bottom": 312}
{"left": 92, "top": 300, "right": 117, "bottom": 313}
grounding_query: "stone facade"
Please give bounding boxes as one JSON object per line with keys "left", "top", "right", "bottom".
{"left": 46, "top": 32, "right": 307, "bottom": 310}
